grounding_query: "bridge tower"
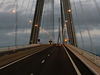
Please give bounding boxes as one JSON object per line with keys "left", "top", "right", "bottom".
{"left": 57, "top": 18, "right": 62, "bottom": 44}
{"left": 61, "top": 0, "right": 77, "bottom": 46}
{"left": 30, "top": 0, "right": 77, "bottom": 46}
{"left": 29, "top": 0, "right": 45, "bottom": 44}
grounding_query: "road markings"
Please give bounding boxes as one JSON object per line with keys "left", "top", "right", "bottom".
{"left": 30, "top": 73, "right": 33, "bottom": 75}
{"left": 63, "top": 45, "right": 81, "bottom": 75}
{"left": 0, "top": 46, "right": 50, "bottom": 70}
{"left": 41, "top": 60, "right": 45, "bottom": 63}
{"left": 48, "top": 54, "right": 50, "bottom": 57}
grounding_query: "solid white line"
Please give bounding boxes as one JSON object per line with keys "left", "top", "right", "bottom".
{"left": 66, "top": 45, "right": 99, "bottom": 75}
{"left": 0, "top": 47, "right": 50, "bottom": 70}
{"left": 63, "top": 45, "right": 81, "bottom": 75}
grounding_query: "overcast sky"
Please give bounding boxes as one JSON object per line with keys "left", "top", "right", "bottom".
{"left": 0, "top": 0, "right": 100, "bottom": 55}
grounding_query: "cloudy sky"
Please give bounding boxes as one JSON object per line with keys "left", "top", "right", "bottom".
{"left": 0, "top": 0, "right": 100, "bottom": 55}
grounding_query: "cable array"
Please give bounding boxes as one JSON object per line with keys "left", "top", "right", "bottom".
{"left": 0, "top": 0, "right": 5, "bottom": 9}
{"left": 39, "top": 0, "right": 55, "bottom": 43}
{"left": 73, "top": 0, "right": 84, "bottom": 49}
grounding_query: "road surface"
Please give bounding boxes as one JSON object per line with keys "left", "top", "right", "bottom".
{"left": 0, "top": 45, "right": 94, "bottom": 75}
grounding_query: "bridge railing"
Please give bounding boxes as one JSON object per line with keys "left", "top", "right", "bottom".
{"left": 0, "top": 44, "right": 40, "bottom": 52}
{"left": 65, "top": 44, "right": 100, "bottom": 67}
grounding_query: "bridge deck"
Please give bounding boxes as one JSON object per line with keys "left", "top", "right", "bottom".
{"left": 0, "top": 44, "right": 94, "bottom": 75}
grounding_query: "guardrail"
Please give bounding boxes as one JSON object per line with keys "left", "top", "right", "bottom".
{"left": 65, "top": 44, "right": 100, "bottom": 67}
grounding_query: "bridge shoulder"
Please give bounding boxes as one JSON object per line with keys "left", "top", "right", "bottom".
{"left": 64, "top": 44, "right": 100, "bottom": 75}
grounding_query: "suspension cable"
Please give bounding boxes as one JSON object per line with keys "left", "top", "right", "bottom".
{"left": 15, "top": 0, "right": 30, "bottom": 46}
{"left": 51, "top": 0, "right": 55, "bottom": 41}
{"left": 19, "top": 0, "right": 25, "bottom": 14}
{"left": 0, "top": 0, "right": 5, "bottom": 9}
{"left": 20, "top": 0, "right": 31, "bottom": 45}
{"left": 79, "top": 0, "right": 96, "bottom": 54}
{"left": 14, "top": 0, "right": 26, "bottom": 46}
{"left": 85, "top": 0, "right": 97, "bottom": 23}
{"left": 9, "top": 0, "right": 18, "bottom": 47}
{"left": 73, "top": 0, "right": 84, "bottom": 49}
{"left": 15, "top": 0, "right": 18, "bottom": 46}
{"left": 23, "top": 0, "right": 35, "bottom": 45}
{"left": 93, "top": 0, "right": 100, "bottom": 16}
{"left": 41, "top": 0, "right": 48, "bottom": 43}
{"left": 39, "top": 0, "right": 46, "bottom": 40}
{"left": 0, "top": 0, "right": 17, "bottom": 48}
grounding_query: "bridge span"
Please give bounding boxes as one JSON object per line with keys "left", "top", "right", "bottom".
{"left": 0, "top": 44, "right": 99, "bottom": 75}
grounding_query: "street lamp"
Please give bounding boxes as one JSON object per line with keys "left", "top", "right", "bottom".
{"left": 29, "top": 20, "right": 32, "bottom": 23}
{"left": 39, "top": 27, "right": 41, "bottom": 30}
{"left": 42, "top": 29, "right": 44, "bottom": 31}
{"left": 64, "top": 24, "right": 66, "bottom": 27}
{"left": 65, "top": 20, "right": 68, "bottom": 23}
{"left": 68, "top": 9, "right": 71, "bottom": 13}
{"left": 35, "top": 24, "right": 38, "bottom": 27}
{"left": 12, "top": 10, "right": 16, "bottom": 13}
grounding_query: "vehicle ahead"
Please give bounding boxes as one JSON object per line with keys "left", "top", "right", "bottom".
{"left": 49, "top": 40, "right": 53, "bottom": 44}
{"left": 56, "top": 43, "right": 61, "bottom": 47}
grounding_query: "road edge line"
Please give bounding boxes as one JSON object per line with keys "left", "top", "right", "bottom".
{"left": 66, "top": 44, "right": 99, "bottom": 75}
{"left": 63, "top": 45, "right": 81, "bottom": 75}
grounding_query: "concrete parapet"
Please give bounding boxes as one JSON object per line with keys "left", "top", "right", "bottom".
{"left": 65, "top": 43, "right": 100, "bottom": 74}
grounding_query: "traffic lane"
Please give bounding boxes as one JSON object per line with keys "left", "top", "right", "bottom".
{"left": 0, "top": 44, "right": 54, "bottom": 67}
{"left": 0, "top": 45, "right": 56, "bottom": 75}
{"left": 37, "top": 46, "right": 77, "bottom": 75}
{"left": 65, "top": 46, "right": 94, "bottom": 75}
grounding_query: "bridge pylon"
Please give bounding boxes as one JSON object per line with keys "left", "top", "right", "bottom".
{"left": 57, "top": 18, "right": 62, "bottom": 44}
{"left": 29, "top": 0, "right": 45, "bottom": 44}
{"left": 61, "top": 0, "right": 77, "bottom": 46}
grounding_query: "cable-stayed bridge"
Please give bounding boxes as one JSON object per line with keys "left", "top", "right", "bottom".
{"left": 0, "top": 0, "right": 100, "bottom": 75}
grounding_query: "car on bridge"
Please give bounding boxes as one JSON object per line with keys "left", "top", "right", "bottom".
{"left": 49, "top": 40, "right": 53, "bottom": 44}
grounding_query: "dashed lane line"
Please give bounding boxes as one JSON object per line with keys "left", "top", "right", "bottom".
{"left": 48, "top": 54, "right": 50, "bottom": 57}
{"left": 0, "top": 46, "right": 51, "bottom": 70}
{"left": 41, "top": 60, "right": 45, "bottom": 63}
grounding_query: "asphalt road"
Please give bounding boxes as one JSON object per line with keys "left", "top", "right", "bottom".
{"left": 0, "top": 45, "right": 94, "bottom": 75}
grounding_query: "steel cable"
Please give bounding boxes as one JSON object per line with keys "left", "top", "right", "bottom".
{"left": 73, "top": 0, "right": 84, "bottom": 49}
{"left": 79, "top": 0, "right": 96, "bottom": 54}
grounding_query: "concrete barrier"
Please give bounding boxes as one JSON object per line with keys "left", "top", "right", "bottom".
{"left": 65, "top": 44, "right": 100, "bottom": 67}
{"left": 0, "top": 44, "right": 40, "bottom": 52}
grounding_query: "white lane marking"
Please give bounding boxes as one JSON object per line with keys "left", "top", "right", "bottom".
{"left": 63, "top": 45, "right": 81, "bottom": 75}
{"left": 48, "top": 54, "right": 50, "bottom": 57}
{"left": 30, "top": 73, "right": 33, "bottom": 75}
{"left": 66, "top": 46, "right": 99, "bottom": 75}
{"left": 0, "top": 47, "right": 50, "bottom": 70}
{"left": 41, "top": 60, "right": 45, "bottom": 63}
